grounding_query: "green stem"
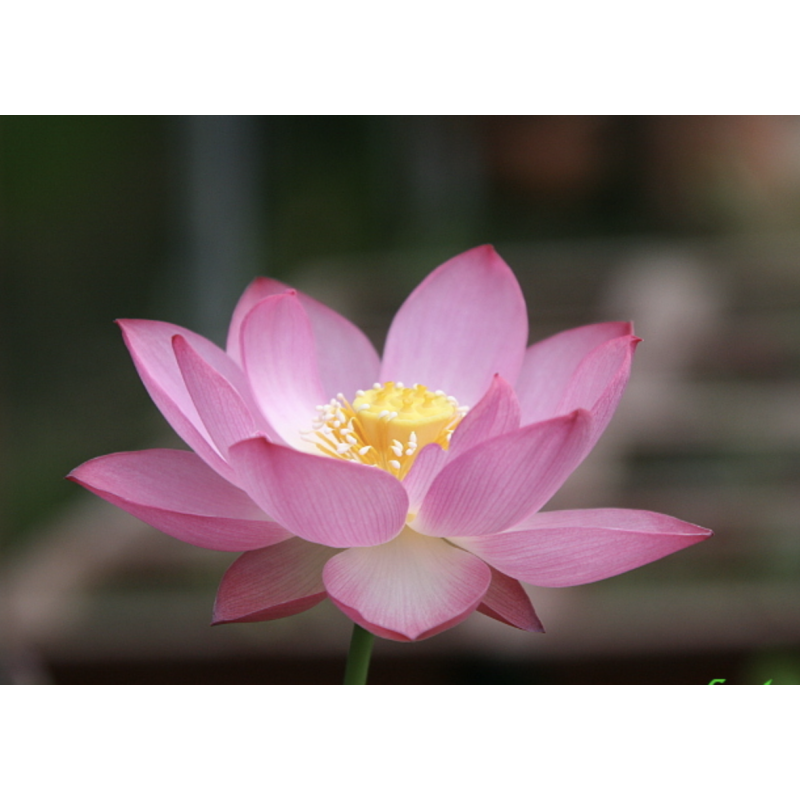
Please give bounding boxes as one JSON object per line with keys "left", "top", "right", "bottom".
{"left": 343, "top": 624, "right": 375, "bottom": 684}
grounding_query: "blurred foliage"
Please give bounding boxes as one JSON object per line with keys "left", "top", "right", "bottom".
{"left": 1, "top": 116, "right": 171, "bottom": 546}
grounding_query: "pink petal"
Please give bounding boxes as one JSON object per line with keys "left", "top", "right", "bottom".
{"left": 555, "top": 334, "right": 640, "bottom": 456}
{"left": 477, "top": 567, "right": 544, "bottom": 632}
{"left": 212, "top": 537, "right": 334, "bottom": 624}
{"left": 68, "top": 449, "right": 292, "bottom": 551}
{"left": 118, "top": 319, "right": 248, "bottom": 479}
{"left": 516, "top": 322, "right": 634, "bottom": 425}
{"left": 227, "top": 277, "right": 380, "bottom": 399}
{"left": 458, "top": 508, "right": 713, "bottom": 587}
{"left": 240, "top": 293, "right": 327, "bottom": 449}
{"left": 227, "top": 277, "right": 287, "bottom": 366}
{"left": 380, "top": 245, "right": 528, "bottom": 407}
{"left": 401, "top": 443, "right": 448, "bottom": 512}
{"left": 323, "top": 528, "right": 492, "bottom": 642}
{"left": 413, "top": 410, "right": 592, "bottom": 539}
{"left": 446, "top": 374, "right": 521, "bottom": 461}
{"left": 172, "top": 334, "right": 275, "bottom": 456}
{"left": 227, "top": 436, "right": 408, "bottom": 548}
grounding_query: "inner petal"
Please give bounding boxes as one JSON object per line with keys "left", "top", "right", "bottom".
{"left": 302, "top": 381, "right": 468, "bottom": 478}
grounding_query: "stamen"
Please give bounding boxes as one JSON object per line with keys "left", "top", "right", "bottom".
{"left": 303, "top": 381, "right": 464, "bottom": 477}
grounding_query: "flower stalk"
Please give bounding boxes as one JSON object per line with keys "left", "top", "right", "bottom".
{"left": 343, "top": 624, "right": 375, "bottom": 684}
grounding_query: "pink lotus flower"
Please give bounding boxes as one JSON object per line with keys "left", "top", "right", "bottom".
{"left": 70, "top": 246, "right": 711, "bottom": 642}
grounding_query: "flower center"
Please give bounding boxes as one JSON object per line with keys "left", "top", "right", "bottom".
{"left": 303, "top": 381, "right": 468, "bottom": 478}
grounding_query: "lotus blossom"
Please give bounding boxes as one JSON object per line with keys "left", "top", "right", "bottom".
{"left": 69, "top": 245, "right": 711, "bottom": 642}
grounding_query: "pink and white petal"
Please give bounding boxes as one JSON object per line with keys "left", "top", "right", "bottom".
{"left": 173, "top": 334, "right": 276, "bottom": 455}
{"left": 516, "top": 322, "right": 634, "bottom": 425}
{"left": 212, "top": 537, "right": 335, "bottom": 624}
{"left": 413, "top": 410, "right": 592, "bottom": 540}
{"left": 68, "top": 449, "right": 292, "bottom": 551}
{"left": 447, "top": 374, "right": 521, "bottom": 462}
{"left": 476, "top": 566, "right": 544, "bottom": 632}
{"left": 402, "top": 443, "right": 449, "bottom": 512}
{"left": 458, "top": 508, "right": 712, "bottom": 587}
{"left": 228, "top": 277, "right": 380, "bottom": 398}
{"left": 119, "top": 319, "right": 244, "bottom": 478}
{"left": 228, "top": 436, "right": 408, "bottom": 548}
{"left": 240, "top": 293, "right": 327, "bottom": 449}
{"left": 323, "top": 529, "right": 492, "bottom": 642}
{"left": 380, "top": 245, "right": 528, "bottom": 407}
{"left": 555, "top": 334, "right": 640, "bottom": 454}
{"left": 227, "top": 277, "right": 289, "bottom": 366}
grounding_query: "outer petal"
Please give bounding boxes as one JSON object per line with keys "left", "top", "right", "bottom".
{"left": 555, "top": 334, "right": 640, "bottom": 456}
{"left": 212, "top": 538, "right": 335, "bottom": 624}
{"left": 446, "top": 374, "right": 521, "bottom": 462}
{"left": 380, "top": 245, "right": 528, "bottom": 407}
{"left": 323, "top": 528, "right": 492, "bottom": 642}
{"left": 227, "top": 277, "right": 287, "bottom": 365}
{"left": 227, "top": 277, "right": 381, "bottom": 400}
{"left": 516, "top": 322, "right": 634, "bottom": 425}
{"left": 414, "top": 410, "right": 592, "bottom": 539}
{"left": 119, "top": 319, "right": 251, "bottom": 479}
{"left": 68, "top": 449, "right": 292, "bottom": 551}
{"left": 402, "top": 443, "right": 448, "bottom": 513}
{"left": 228, "top": 436, "right": 408, "bottom": 548}
{"left": 172, "top": 334, "right": 267, "bottom": 457}
{"left": 476, "top": 566, "right": 545, "bottom": 632}
{"left": 240, "top": 293, "right": 327, "bottom": 449}
{"left": 458, "top": 508, "right": 712, "bottom": 587}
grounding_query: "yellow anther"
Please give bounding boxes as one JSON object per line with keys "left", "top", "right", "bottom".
{"left": 306, "top": 381, "right": 466, "bottom": 478}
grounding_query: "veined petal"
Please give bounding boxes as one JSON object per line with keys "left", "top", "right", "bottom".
{"left": 414, "top": 410, "right": 592, "bottom": 539}
{"left": 380, "top": 245, "right": 528, "bottom": 407}
{"left": 68, "top": 449, "right": 292, "bottom": 551}
{"left": 516, "top": 322, "right": 634, "bottom": 425}
{"left": 555, "top": 334, "right": 640, "bottom": 455}
{"left": 240, "top": 293, "right": 327, "bottom": 449}
{"left": 476, "top": 567, "right": 544, "bottom": 632}
{"left": 323, "top": 528, "right": 492, "bottom": 642}
{"left": 228, "top": 436, "right": 408, "bottom": 548}
{"left": 227, "top": 277, "right": 380, "bottom": 398}
{"left": 458, "top": 508, "right": 712, "bottom": 587}
{"left": 212, "top": 538, "right": 335, "bottom": 624}
{"left": 402, "top": 443, "right": 448, "bottom": 513}
{"left": 172, "top": 334, "right": 276, "bottom": 456}
{"left": 227, "top": 277, "right": 287, "bottom": 366}
{"left": 119, "top": 319, "right": 249, "bottom": 479}
{"left": 447, "top": 374, "right": 521, "bottom": 461}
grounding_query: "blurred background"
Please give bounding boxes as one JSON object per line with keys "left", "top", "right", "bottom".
{"left": 2, "top": 115, "right": 800, "bottom": 684}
